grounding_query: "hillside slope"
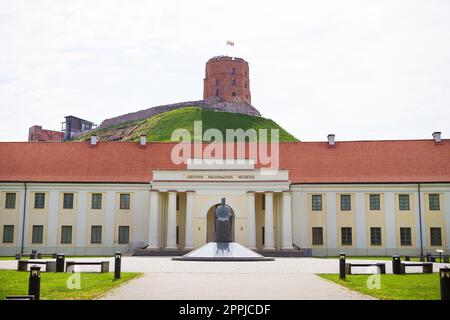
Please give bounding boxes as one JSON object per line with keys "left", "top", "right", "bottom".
{"left": 76, "top": 106, "right": 299, "bottom": 142}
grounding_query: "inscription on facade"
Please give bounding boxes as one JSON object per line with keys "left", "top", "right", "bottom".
{"left": 185, "top": 174, "right": 256, "bottom": 181}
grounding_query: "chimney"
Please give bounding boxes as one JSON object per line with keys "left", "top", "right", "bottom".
{"left": 90, "top": 134, "right": 97, "bottom": 145}
{"left": 432, "top": 131, "right": 442, "bottom": 143}
{"left": 327, "top": 134, "right": 335, "bottom": 146}
{"left": 140, "top": 135, "right": 147, "bottom": 146}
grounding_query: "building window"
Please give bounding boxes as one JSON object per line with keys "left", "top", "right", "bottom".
{"left": 232, "top": 67, "right": 236, "bottom": 74}
{"left": 232, "top": 92, "right": 236, "bottom": 96}
{"left": 2, "top": 225, "right": 14, "bottom": 243}
{"left": 91, "top": 193, "right": 102, "bottom": 209}
{"left": 369, "top": 194, "right": 380, "bottom": 211}
{"left": 118, "top": 226, "right": 129, "bottom": 244}
{"left": 5, "top": 193, "right": 16, "bottom": 209}
{"left": 34, "top": 193, "right": 45, "bottom": 209}
{"left": 311, "top": 195, "right": 322, "bottom": 211}
{"left": 176, "top": 194, "right": 180, "bottom": 211}
{"left": 61, "top": 226, "right": 72, "bottom": 244}
{"left": 176, "top": 226, "right": 179, "bottom": 245}
{"left": 91, "top": 226, "right": 102, "bottom": 244}
{"left": 430, "top": 227, "right": 442, "bottom": 246}
{"left": 400, "top": 227, "right": 412, "bottom": 246}
{"left": 216, "top": 88, "right": 219, "bottom": 96}
{"left": 429, "top": 194, "right": 440, "bottom": 211}
{"left": 245, "top": 82, "right": 247, "bottom": 88}
{"left": 63, "top": 193, "right": 74, "bottom": 209}
{"left": 341, "top": 227, "right": 352, "bottom": 245}
{"left": 120, "top": 194, "right": 130, "bottom": 210}
{"left": 215, "top": 79, "right": 219, "bottom": 86}
{"left": 32, "top": 225, "right": 44, "bottom": 244}
{"left": 312, "top": 227, "right": 323, "bottom": 245}
{"left": 370, "top": 227, "right": 382, "bottom": 246}
{"left": 231, "top": 79, "right": 236, "bottom": 86}
{"left": 399, "top": 194, "right": 410, "bottom": 211}
{"left": 262, "top": 194, "right": 265, "bottom": 210}
{"left": 340, "top": 195, "right": 351, "bottom": 211}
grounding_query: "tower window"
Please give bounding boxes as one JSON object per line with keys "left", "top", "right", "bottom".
{"left": 232, "top": 67, "right": 236, "bottom": 74}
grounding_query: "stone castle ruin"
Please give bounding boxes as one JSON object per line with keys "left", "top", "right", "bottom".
{"left": 98, "top": 56, "right": 260, "bottom": 130}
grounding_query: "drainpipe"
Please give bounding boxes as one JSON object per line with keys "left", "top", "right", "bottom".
{"left": 21, "top": 183, "right": 27, "bottom": 254}
{"left": 418, "top": 183, "right": 424, "bottom": 258}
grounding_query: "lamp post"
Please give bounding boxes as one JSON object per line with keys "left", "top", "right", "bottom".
{"left": 56, "top": 254, "right": 65, "bottom": 272}
{"left": 440, "top": 268, "right": 450, "bottom": 300}
{"left": 114, "top": 252, "right": 122, "bottom": 279}
{"left": 28, "top": 266, "right": 41, "bottom": 300}
{"left": 339, "top": 253, "right": 346, "bottom": 280}
{"left": 392, "top": 255, "right": 401, "bottom": 275}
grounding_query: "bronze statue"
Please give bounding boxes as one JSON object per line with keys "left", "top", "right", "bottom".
{"left": 214, "top": 198, "right": 233, "bottom": 242}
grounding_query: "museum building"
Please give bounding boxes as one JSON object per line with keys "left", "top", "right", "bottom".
{"left": 0, "top": 136, "right": 450, "bottom": 256}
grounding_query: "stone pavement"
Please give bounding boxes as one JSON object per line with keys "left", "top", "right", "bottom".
{"left": 2, "top": 257, "right": 446, "bottom": 300}
{"left": 97, "top": 257, "right": 374, "bottom": 300}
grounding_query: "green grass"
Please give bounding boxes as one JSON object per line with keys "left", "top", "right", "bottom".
{"left": 315, "top": 256, "right": 424, "bottom": 262}
{"left": 0, "top": 270, "right": 141, "bottom": 300}
{"left": 0, "top": 256, "right": 112, "bottom": 260}
{"left": 319, "top": 273, "right": 440, "bottom": 300}
{"left": 76, "top": 106, "right": 299, "bottom": 142}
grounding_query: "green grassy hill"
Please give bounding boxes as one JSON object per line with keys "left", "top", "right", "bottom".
{"left": 76, "top": 106, "right": 299, "bottom": 142}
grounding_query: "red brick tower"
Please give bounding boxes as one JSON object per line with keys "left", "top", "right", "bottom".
{"left": 203, "top": 56, "right": 251, "bottom": 104}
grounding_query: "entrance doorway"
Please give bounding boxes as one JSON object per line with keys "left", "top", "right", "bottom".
{"left": 206, "top": 204, "right": 235, "bottom": 242}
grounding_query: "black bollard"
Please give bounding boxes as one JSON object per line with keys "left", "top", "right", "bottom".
{"left": 392, "top": 255, "right": 401, "bottom": 274}
{"left": 114, "top": 252, "right": 122, "bottom": 279}
{"left": 56, "top": 254, "right": 65, "bottom": 272}
{"left": 440, "top": 267, "right": 450, "bottom": 300}
{"left": 28, "top": 266, "right": 41, "bottom": 300}
{"left": 339, "top": 253, "right": 346, "bottom": 280}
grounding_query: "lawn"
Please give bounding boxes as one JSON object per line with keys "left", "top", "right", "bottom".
{"left": 316, "top": 256, "right": 424, "bottom": 262}
{"left": 319, "top": 273, "right": 440, "bottom": 300}
{"left": 0, "top": 270, "right": 141, "bottom": 300}
{"left": 0, "top": 256, "right": 112, "bottom": 260}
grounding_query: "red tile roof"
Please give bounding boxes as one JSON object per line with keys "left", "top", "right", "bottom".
{"left": 0, "top": 140, "right": 449, "bottom": 184}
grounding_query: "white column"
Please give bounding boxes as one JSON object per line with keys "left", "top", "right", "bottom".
{"left": 47, "top": 191, "right": 58, "bottom": 251}
{"left": 147, "top": 190, "right": 159, "bottom": 249}
{"left": 105, "top": 191, "right": 116, "bottom": 253}
{"left": 247, "top": 191, "right": 256, "bottom": 249}
{"left": 385, "top": 192, "right": 396, "bottom": 253}
{"left": 355, "top": 192, "right": 366, "bottom": 252}
{"left": 75, "top": 191, "right": 87, "bottom": 253}
{"left": 326, "top": 192, "right": 337, "bottom": 254}
{"left": 264, "top": 192, "right": 275, "bottom": 249}
{"left": 166, "top": 191, "right": 177, "bottom": 249}
{"left": 445, "top": 192, "right": 450, "bottom": 248}
{"left": 282, "top": 191, "right": 293, "bottom": 249}
{"left": 184, "top": 191, "right": 195, "bottom": 249}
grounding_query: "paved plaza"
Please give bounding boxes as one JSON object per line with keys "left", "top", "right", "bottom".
{"left": 1, "top": 257, "right": 447, "bottom": 300}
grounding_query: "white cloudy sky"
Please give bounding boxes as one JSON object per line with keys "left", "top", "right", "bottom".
{"left": 1, "top": 0, "right": 449, "bottom": 142}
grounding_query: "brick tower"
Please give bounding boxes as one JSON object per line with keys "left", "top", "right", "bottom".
{"left": 203, "top": 56, "right": 251, "bottom": 104}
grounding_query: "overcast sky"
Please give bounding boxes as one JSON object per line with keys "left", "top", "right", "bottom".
{"left": 1, "top": 0, "right": 449, "bottom": 142}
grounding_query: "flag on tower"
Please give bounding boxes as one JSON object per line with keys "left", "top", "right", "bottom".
{"left": 226, "top": 40, "right": 234, "bottom": 46}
